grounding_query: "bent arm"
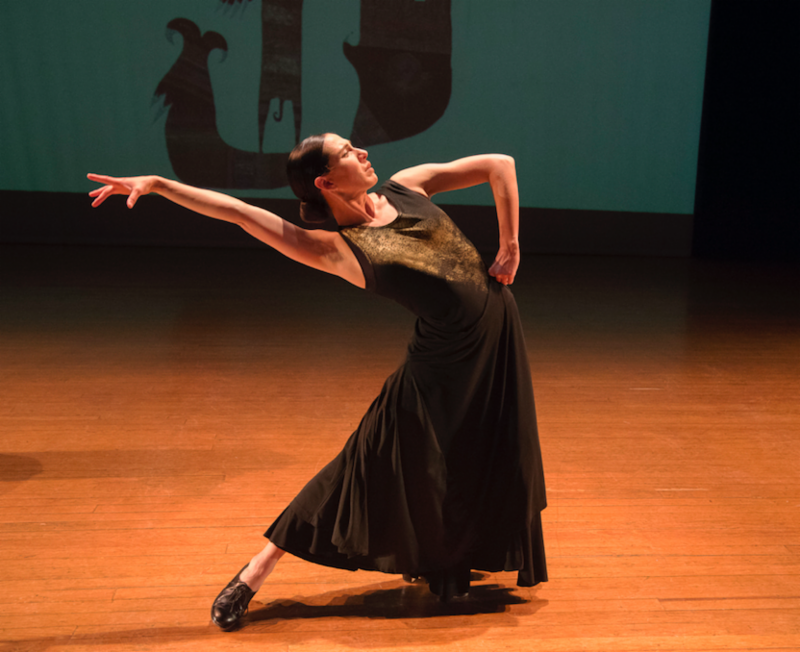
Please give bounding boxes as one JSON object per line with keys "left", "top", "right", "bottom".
{"left": 87, "top": 174, "right": 364, "bottom": 287}
{"left": 390, "top": 155, "right": 520, "bottom": 285}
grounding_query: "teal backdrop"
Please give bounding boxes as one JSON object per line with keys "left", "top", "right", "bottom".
{"left": 0, "top": 0, "right": 710, "bottom": 214}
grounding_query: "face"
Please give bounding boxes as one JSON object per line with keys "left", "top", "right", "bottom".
{"left": 319, "top": 133, "right": 378, "bottom": 194}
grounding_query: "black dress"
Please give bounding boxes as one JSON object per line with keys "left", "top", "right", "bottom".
{"left": 266, "top": 180, "right": 547, "bottom": 599}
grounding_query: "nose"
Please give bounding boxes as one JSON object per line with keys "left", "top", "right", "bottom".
{"left": 357, "top": 147, "right": 368, "bottom": 160}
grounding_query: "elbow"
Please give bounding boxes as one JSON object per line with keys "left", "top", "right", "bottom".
{"left": 496, "top": 154, "right": 515, "bottom": 174}
{"left": 496, "top": 154, "right": 515, "bottom": 168}
{"left": 489, "top": 154, "right": 516, "bottom": 184}
{"left": 230, "top": 207, "right": 255, "bottom": 229}
{"left": 235, "top": 214, "right": 259, "bottom": 234}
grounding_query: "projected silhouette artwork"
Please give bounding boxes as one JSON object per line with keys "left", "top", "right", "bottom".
{"left": 155, "top": 0, "right": 452, "bottom": 189}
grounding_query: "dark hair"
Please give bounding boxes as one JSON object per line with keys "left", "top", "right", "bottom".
{"left": 287, "top": 133, "right": 332, "bottom": 224}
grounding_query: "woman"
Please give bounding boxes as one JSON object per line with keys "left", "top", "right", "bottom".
{"left": 88, "top": 133, "right": 547, "bottom": 631}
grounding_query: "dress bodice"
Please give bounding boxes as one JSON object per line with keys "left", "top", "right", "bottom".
{"left": 339, "top": 180, "right": 489, "bottom": 329}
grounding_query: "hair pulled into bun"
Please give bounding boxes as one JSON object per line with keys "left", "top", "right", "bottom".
{"left": 287, "top": 134, "right": 333, "bottom": 224}
{"left": 299, "top": 198, "right": 332, "bottom": 224}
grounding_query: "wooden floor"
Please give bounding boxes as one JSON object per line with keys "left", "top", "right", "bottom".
{"left": 1, "top": 244, "right": 799, "bottom": 651}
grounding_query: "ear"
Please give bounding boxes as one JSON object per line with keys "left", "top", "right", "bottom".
{"left": 314, "top": 176, "right": 334, "bottom": 191}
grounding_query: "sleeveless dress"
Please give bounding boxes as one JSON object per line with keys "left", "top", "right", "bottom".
{"left": 265, "top": 180, "right": 547, "bottom": 599}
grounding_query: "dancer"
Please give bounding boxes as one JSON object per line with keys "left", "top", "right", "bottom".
{"left": 88, "top": 133, "right": 547, "bottom": 631}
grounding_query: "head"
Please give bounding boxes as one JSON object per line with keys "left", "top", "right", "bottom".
{"left": 286, "top": 133, "right": 377, "bottom": 223}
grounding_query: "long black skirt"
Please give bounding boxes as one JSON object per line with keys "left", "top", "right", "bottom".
{"left": 265, "top": 284, "right": 547, "bottom": 598}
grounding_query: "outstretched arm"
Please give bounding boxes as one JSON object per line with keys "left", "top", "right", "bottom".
{"left": 87, "top": 174, "right": 364, "bottom": 287}
{"left": 390, "top": 155, "right": 520, "bottom": 285}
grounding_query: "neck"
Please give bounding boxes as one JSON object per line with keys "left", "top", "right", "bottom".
{"left": 328, "top": 190, "right": 376, "bottom": 227}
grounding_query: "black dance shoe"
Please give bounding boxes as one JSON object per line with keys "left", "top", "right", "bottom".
{"left": 211, "top": 564, "right": 256, "bottom": 631}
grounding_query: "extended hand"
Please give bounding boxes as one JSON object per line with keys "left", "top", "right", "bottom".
{"left": 87, "top": 174, "right": 158, "bottom": 209}
{"left": 488, "top": 244, "right": 520, "bottom": 286}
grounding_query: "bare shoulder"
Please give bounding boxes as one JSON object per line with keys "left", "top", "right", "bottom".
{"left": 388, "top": 165, "right": 433, "bottom": 198}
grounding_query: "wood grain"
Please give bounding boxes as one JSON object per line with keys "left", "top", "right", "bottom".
{"left": 1, "top": 245, "right": 799, "bottom": 651}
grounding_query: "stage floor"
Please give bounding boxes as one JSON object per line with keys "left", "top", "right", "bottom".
{"left": 1, "top": 244, "right": 799, "bottom": 651}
